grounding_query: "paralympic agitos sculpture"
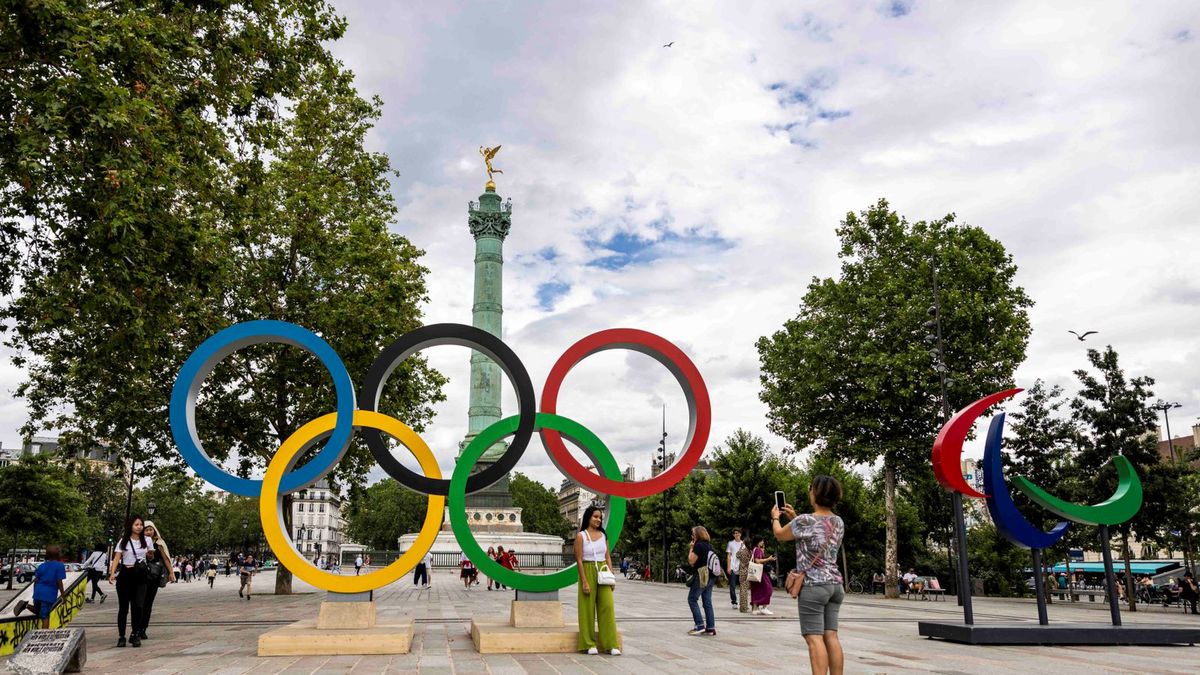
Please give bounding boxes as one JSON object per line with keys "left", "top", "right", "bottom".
{"left": 170, "top": 321, "right": 709, "bottom": 594}
{"left": 932, "top": 387, "right": 1143, "bottom": 549}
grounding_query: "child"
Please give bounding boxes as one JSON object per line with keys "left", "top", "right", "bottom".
{"left": 207, "top": 564, "right": 217, "bottom": 588}
{"left": 13, "top": 545, "right": 67, "bottom": 629}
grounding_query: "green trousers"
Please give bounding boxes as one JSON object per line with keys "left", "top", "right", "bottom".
{"left": 577, "top": 562, "right": 618, "bottom": 651}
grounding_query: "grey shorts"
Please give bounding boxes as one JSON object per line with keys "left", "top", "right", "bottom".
{"left": 797, "top": 583, "right": 845, "bottom": 635}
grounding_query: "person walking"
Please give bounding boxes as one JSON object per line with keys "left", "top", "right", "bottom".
{"left": 354, "top": 554, "right": 363, "bottom": 576}
{"left": 207, "top": 564, "right": 217, "bottom": 588}
{"left": 726, "top": 528, "right": 745, "bottom": 609}
{"left": 422, "top": 550, "right": 433, "bottom": 588}
{"left": 138, "top": 521, "right": 175, "bottom": 641}
{"left": 737, "top": 541, "right": 752, "bottom": 612}
{"left": 686, "top": 525, "right": 717, "bottom": 636}
{"left": 413, "top": 551, "right": 429, "bottom": 588}
{"left": 239, "top": 554, "right": 257, "bottom": 600}
{"left": 459, "top": 552, "right": 476, "bottom": 590}
{"left": 498, "top": 546, "right": 518, "bottom": 589}
{"left": 574, "top": 505, "right": 620, "bottom": 655}
{"left": 772, "top": 476, "right": 846, "bottom": 675}
{"left": 750, "top": 536, "right": 776, "bottom": 615}
{"left": 82, "top": 544, "right": 108, "bottom": 604}
{"left": 108, "top": 514, "right": 153, "bottom": 648}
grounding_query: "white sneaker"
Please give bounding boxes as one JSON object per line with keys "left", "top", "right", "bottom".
{"left": 760, "top": 608, "right": 774, "bottom": 616}
{"left": 587, "top": 647, "right": 599, "bottom": 655}
{"left": 751, "top": 608, "right": 762, "bottom": 615}
{"left": 610, "top": 648, "right": 621, "bottom": 656}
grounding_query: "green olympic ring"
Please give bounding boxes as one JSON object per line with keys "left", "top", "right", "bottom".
{"left": 449, "top": 413, "right": 627, "bottom": 592}
{"left": 1010, "top": 455, "right": 1143, "bottom": 527}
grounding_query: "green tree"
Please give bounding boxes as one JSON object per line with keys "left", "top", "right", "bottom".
{"left": 1006, "top": 379, "right": 1080, "bottom": 566}
{"left": 0, "top": 457, "right": 89, "bottom": 588}
{"left": 757, "top": 199, "right": 1032, "bottom": 597}
{"left": 1070, "top": 346, "right": 1165, "bottom": 611}
{"left": 343, "top": 479, "right": 427, "bottom": 551}
{"left": 967, "top": 521, "right": 1030, "bottom": 597}
{"left": 1, "top": 1, "right": 446, "bottom": 595}
{"left": 697, "top": 430, "right": 796, "bottom": 549}
{"left": 509, "top": 473, "right": 571, "bottom": 540}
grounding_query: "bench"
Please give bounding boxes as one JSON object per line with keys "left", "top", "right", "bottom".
{"left": 922, "top": 577, "right": 946, "bottom": 601}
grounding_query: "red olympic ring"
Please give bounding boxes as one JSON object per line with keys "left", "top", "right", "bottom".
{"left": 539, "top": 328, "right": 711, "bottom": 499}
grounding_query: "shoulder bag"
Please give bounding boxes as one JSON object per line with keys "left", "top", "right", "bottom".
{"left": 596, "top": 563, "right": 616, "bottom": 586}
{"left": 746, "top": 561, "right": 764, "bottom": 583}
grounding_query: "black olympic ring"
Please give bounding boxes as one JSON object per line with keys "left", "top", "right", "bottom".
{"left": 358, "top": 323, "right": 536, "bottom": 496}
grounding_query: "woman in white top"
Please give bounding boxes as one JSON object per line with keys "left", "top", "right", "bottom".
{"left": 574, "top": 505, "right": 620, "bottom": 656}
{"left": 107, "top": 514, "right": 152, "bottom": 648}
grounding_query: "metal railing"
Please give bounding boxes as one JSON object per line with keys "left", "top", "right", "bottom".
{"left": 340, "top": 550, "right": 575, "bottom": 569}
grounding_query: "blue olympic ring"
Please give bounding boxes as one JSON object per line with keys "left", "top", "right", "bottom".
{"left": 169, "top": 320, "right": 357, "bottom": 496}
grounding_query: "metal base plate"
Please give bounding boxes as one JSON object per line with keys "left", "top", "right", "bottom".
{"left": 918, "top": 621, "right": 1200, "bottom": 645}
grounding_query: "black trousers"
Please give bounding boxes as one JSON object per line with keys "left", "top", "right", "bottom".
{"left": 116, "top": 567, "right": 147, "bottom": 638}
{"left": 413, "top": 563, "right": 428, "bottom": 586}
{"left": 88, "top": 570, "right": 105, "bottom": 599}
{"left": 139, "top": 582, "right": 160, "bottom": 634}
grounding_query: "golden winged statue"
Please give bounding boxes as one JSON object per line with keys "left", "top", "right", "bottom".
{"left": 480, "top": 145, "right": 504, "bottom": 184}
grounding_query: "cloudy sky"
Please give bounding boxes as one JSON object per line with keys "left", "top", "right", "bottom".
{"left": 2, "top": 1, "right": 1198, "bottom": 495}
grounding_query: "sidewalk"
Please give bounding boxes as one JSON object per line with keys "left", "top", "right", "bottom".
{"left": 7, "top": 570, "right": 1199, "bottom": 673}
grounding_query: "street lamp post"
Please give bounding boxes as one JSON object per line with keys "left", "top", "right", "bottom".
{"left": 241, "top": 517, "right": 248, "bottom": 555}
{"left": 1152, "top": 400, "right": 1191, "bottom": 571}
{"left": 924, "top": 261, "right": 974, "bottom": 625}
{"left": 147, "top": 500, "right": 156, "bottom": 517}
{"left": 656, "top": 405, "right": 669, "bottom": 584}
{"left": 206, "top": 511, "right": 214, "bottom": 558}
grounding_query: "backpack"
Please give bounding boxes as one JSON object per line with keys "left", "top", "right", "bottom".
{"left": 706, "top": 550, "right": 724, "bottom": 579}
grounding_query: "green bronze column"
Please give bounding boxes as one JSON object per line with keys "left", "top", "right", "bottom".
{"left": 460, "top": 179, "right": 513, "bottom": 507}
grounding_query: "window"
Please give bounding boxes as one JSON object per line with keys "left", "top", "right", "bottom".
{"left": 319, "top": 504, "right": 325, "bottom": 513}
{"left": 309, "top": 503, "right": 315, "bottom": 512}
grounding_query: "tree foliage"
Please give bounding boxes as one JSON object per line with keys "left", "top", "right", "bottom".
{"left": 509, "top": 473, "right": 572, "bottom": 540}
{"left": 343, "top": 479, "right": 427, "bottom": 551}
{"left": 757, "top": 199, "right": 1032, "bottom": 594}
{"left": 0, "top": 456, "right": 90, "bottom": 555}
{"left": 0, "top": 1, "right": 447, "bottom": 594}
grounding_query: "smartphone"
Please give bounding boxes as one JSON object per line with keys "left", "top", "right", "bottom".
{"left": 774, "top": 491, "right": 786, "bottom": 510}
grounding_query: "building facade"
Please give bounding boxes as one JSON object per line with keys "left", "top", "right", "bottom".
{"left": 291, "top": 480, "right": 350, "bottom": 565}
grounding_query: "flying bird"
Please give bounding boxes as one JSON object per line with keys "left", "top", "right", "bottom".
{"left": 1068, "top": 330, "right": 1098, "bottom": 341}
{"left": 663, "top": 41, "right": 674, "bottom": 48}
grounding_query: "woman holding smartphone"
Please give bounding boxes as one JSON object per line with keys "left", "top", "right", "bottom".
{"left": 107, "top": 514, "right": 152, "bottom": 648}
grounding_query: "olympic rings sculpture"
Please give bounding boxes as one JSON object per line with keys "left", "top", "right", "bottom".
{"left": 170, "top": 321, "right": 710, "bottom": 594}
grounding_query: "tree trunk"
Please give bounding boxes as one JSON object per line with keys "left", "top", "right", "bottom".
{"left": 1121, "top": 528, "right": 1136, "bottom": 612}
{"left": 274, "top": 493, "right": 294, "bottom": 595}
{"left": 884, "top": 459, "right": 899, "bottom": 599}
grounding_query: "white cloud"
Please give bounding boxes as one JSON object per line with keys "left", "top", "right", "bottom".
{"left": 4, "top": 1, "right": 1199, "bottom": 493}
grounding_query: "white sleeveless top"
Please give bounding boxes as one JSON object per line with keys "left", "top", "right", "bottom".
{"left": 580, "top": 531, "right": 606, "bottom": 562}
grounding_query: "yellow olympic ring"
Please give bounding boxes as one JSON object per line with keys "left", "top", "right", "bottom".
{"left": 260, "top": 410, "right": 444, "bottom": 594}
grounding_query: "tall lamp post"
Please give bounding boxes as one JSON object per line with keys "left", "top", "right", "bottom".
{"left": 241, "top": 517, "right": 248, "bottom": 555}
{"left": 206, "top": 511, "right": 215, "bottom": 559}
{"left": 147, "top": 500, "right": 157, "bottom": 518}
{"left": 923, "top": 260, "right": 974, "bottom": 624}
{"left": 1152, "top": 400, "right": 1191, "bottom": 570}
{"left": 655, "top": 406, "right": 669, "bottom": 584}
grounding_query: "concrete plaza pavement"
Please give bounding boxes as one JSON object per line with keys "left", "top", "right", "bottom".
{"left": 4, "top": 569, "right": 1199, "bottom": 673}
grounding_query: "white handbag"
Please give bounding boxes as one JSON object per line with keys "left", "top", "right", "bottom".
{"left": 596, "top": 563, "right": 617, "bottom": 586}
{"left": 746, "top": 561, "right": 764, "bottom": 583}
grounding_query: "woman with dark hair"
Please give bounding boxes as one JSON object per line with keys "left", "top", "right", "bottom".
{"left": 749, "top": 536, "right": 776, "bottom": 615}
{"left": 107, "top": 514, "right": 153, "bottom": 648}
{"left": 574, "top": 504, "right": 620, "bottom": 655}
{"left": 773, "top": 475, "right": 846, "bottom": 675}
